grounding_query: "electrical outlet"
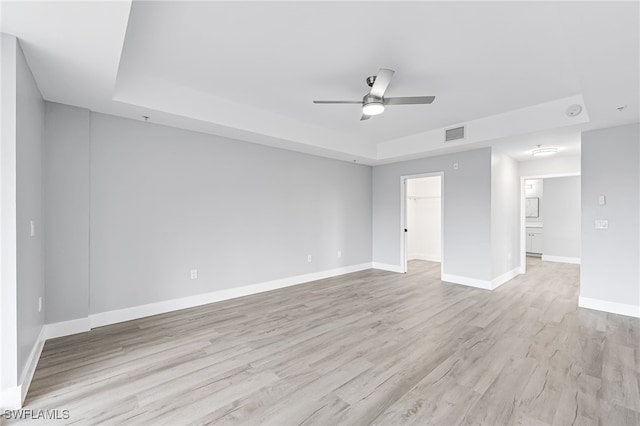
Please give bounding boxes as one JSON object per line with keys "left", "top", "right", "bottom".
{"left": 595, "top": 219, "right": 608, "bottom": 230}
{"left": 337, "top": 250, "right": 342, "bottom": 258}
{"left": 307, "top": 255, "right": 312, "bottom": 262}
{"left": 453, "top": 162, "right": 459, "bottom": 170}
{"left": 38, "top": 297, "right": 42, "bottom": 313}
{"left": 190, "top": 269, "right": 198, "bottom": 280}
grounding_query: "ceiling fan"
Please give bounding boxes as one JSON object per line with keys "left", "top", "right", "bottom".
{"left": 313, "top": 68, "right": 435, "bottom": 121}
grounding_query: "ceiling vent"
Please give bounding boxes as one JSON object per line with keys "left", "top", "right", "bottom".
{"left": 445, "top": 126, "right": 465, "bottom": 142}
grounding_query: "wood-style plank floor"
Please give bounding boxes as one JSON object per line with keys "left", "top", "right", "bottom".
{"left": 16, "top": 258, "right": 640, "bottom": 425}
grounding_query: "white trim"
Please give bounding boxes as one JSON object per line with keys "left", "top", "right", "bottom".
{"left": 91, "top": 262, "right": 372, "bottom": 328}
{"left": 18, "top": 326, "right": 46, "bottom": 404}
{"left": 45, "top": 263, "right": 374, "bottom": 334}
{"left": 0, "top": 386, "right": 21, "bottom": 410}
{"left": 542, "top": 255, "right": 580, "bottom": 265}
{"left": 407, "top": 253, "right": 441, "bottom": 262}
{"left": 492, "top": 267, "right": 521, "bottom": 289}
{"left": 44, "top": 317, "right": 91, "bottom": 339}
{"left": 579, "top": 296, "right": 640, "bottom": 318}
{"left": 441, "top": 273, "right": 493, "bottom": 290}
{"left": 372, "top": 262, "right": 404, "bottom": 273}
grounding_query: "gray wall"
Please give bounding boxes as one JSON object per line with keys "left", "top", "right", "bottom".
{"left": 1, "top": 33, "right": 19, "bottom": 393}
{"left": 15, "top": 39, "right": 46, "bottom": 383}
{"left": 373, "top": 148, "right": 492, "bottom": 281}
{"left": 491, "top": 152, "right": 520, "bottom": 277}
{"left": 78, "top": 112, "right": 371, "bottom": 314}
{"left": 543, "top": 176, "right": 581, "bottom": 259}
{"left": 44, "top": 103, "right": 91, "bottom": 323}
{"left": 0, "top": 35, "right": 47, "bottom": 401}
{"left": 581, "top": 124, "right": 639, "bottom": 308}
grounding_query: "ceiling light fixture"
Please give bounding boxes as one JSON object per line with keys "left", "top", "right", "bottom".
{"left": 532, "top": 145, "right": 558, "bottom": 156}
{"left": 362, "top": 98, "right": 384, "bottom": 116}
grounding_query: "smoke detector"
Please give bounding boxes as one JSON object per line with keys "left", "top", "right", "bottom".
{"left": 566, "top": 104, "right": 582, "bottom": 117}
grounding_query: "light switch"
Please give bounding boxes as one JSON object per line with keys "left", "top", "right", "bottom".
{"left": 598, "top": 195, "right": 606, "bottom": 206}
{"left": 30, "top": 220, "right": 35, "bottom": 237}
{"left": 595, "top": 219, "right": 608, "bottom": 230}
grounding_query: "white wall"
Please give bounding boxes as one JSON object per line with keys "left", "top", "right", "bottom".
{"left": 44, "top": 103, "right": 91, "bottom": 323}
{"left": 543, "top": 176, "right": 581, "bottom": 262}
{"left": 373, "top": 148, "right": 493, "bottom": 281}
{"left": 519, "top": 155, "right": 580, "bottom": 177}
{"left": 406, "top": 177, "right": 441, "bottom": 262}
{"left": 51, "top": 111, "right": 371, "bottom": 315}
{"left": 581, "top": 124, "right": 639, "bottom": 317}
{"left": 0, "top": 34, "right": 46, "bottom": 408}
{"left": 524, "top": 179, "right": 543, "bottom": 223}
{"left": 491, "top": 152, "right": 520, "bottom": 279}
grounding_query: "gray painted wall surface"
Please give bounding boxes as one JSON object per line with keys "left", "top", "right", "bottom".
{"left": 16, "top": 40, "right": 46, "bottom": 381}
{"left": 44, "top": 103, "right": 91, "bottom": 323}
{"left": 581, "top": 124, "right": 639, "bottom": 308}
{"left": 491, "top": 152, "right": 520, "bottom": 278}
{"left": 1, "top": 33, "right": 19, "bottom": 391}
{"left": 372, "top": 148, "right": 492, "bottom": 281}
{"left": 89, "top": 113, "right": 372, "bottom": 314}
{"left": 543, "top": 176, "right": 581, "bottom": 259}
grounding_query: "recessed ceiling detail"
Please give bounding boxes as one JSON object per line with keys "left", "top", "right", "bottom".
{"left": 2, "top": 1, "right": 639, "bottom": 164}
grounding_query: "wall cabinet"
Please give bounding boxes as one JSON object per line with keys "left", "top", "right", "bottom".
{"left": 526, "top": 227, "right": 543, "bottom": 254}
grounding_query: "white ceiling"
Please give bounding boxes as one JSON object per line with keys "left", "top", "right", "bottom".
{"left": 2, "top": 1, "right": 639, "bottom": 165}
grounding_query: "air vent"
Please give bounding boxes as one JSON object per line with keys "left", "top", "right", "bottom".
{"left": 445, "top": 126, "right": 465, "bottom": 142}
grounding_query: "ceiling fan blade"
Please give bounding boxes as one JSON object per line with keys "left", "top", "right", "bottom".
{"left": 384, "top": 96, "right": 435, "bottom": 105}
{"left": 313, "top": 100, "right": 362, "bottom": 104}
{"left": 369, "top": 69, "right": 395, "bottom": 98}
{"left": 360, "top": 114, "right": 371, "bottom": 121}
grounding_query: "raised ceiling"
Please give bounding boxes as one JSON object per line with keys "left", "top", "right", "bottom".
{"left": 2, "top": 1, "right": 638, "bottom": 164}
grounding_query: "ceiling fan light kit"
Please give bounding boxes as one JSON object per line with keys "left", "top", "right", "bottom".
{"left": 362, "top": 97, "right": 385, "bottom": 116}
{"left": 313, "top": 68, "right": 435, "bottom": 120}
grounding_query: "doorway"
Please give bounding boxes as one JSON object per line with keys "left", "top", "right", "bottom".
{"left": 520, "top": 173, "right": 581, "bottom": 274}
{"left": 401, "top": 173, "right": 443, "bottom": 275}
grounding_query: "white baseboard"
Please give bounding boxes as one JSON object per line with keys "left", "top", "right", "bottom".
{"left": 542, "top": 255, "right": 580, "bottom": 265}
{"left": 407, "top": 253, "right": 441, "bottom": 262}
{"left": 441, "top": 273, "right": 492, "bottom": 290}
{"left": 579, "top": 296, "right": 640, "bottom": 318}
{"left": 372, "top": 262, "right": 404, "bottom": 273}
{"left": 90, "top": 262, "right": 372, "bottom": 328}
{"left": 0, "top": 385, "right": 22, "bottom": 410}
{"left": 18, "top": 326, "right": 46, "bottom": 404}
{"left": 44, "top": 317, "right": 91, "bottom": 339}
{"left": 492, "top": 267, "right": 521, "bottom": 289}
{"left": 45, "top": 263, "right": 374, "bottom": 335}
{"left": 1, "top": 326, "right": 46, "bottom": 409}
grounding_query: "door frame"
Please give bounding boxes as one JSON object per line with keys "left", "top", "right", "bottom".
{"left": 520, "top": 172, "right": 580, "bottom": 274}
{"left": 400, "top": 172, "right": 444, "bottom": 274}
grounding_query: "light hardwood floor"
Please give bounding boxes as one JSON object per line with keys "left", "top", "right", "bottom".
{"left": 15, "top": 258, "right": 640, "bottom": 425}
